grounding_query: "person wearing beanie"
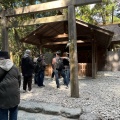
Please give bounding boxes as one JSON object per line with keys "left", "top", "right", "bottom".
{"left": 21, "top": 49, "right": 34, "bottom": 92}
{"left": 0, "top": 51, "right": 21, "bottom": 120}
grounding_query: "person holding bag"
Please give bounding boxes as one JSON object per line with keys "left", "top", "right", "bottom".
{"left": 0, "top": 51, "right": 21, "bottom": 120}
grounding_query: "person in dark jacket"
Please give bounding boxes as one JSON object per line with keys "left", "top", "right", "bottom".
{"left": 51, "top": 54, "right": 56, "bottom": 80}
{"left": 61, "top": 52, "right": 70, "bottom": 88}
{"left": 0, "top": 51, "right": 21, "bottom": 120}
{"left": 35, "top": 54, "right": 47, "bottom": 87}
{"left": 33, "top": 54, "right": 39, "bottom": 84}
{"left": 21, "top": 49, "right": 34, "bottom": 92}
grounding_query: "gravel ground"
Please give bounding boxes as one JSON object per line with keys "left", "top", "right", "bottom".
{"left": 20, "top": 71, "right": 120, "bottom": 120}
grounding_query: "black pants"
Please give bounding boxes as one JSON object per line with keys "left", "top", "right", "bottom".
{"left": 23, "top": 75, "right": 32, "bottom": 91}
{"left": 37, "top": 70, "right": 44, "bottom": 87}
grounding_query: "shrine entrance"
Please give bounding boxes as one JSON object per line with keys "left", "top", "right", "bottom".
{"left": 1, "top": 0, "right": 104, "bottom": 98}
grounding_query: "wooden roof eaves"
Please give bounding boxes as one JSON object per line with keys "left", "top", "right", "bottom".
{"left": 20, "top": 24, "right": 43, "bottom": 42}
{"left": 20, "top": 19, "right": 114, "bottom": 49}
{"left": 20, "top": 21, "right": 67, "bottom": 43}
{"left": 76, "top": 19, "right": 114, "bottom": 36}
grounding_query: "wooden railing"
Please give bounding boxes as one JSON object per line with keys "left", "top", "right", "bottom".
{"left": 45, "top": 63, "right": 92, "bottom": 77}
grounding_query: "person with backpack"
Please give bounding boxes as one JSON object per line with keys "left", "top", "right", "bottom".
{"left": 52, "top": 51, "right": 66, "bottom": 89}
{"left": 35, "top": 54, "right": 47, "bottom": 87}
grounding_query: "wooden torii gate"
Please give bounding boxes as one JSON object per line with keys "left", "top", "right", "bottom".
{"left": 1, "top": 0, "right": 102, "bottom": 98}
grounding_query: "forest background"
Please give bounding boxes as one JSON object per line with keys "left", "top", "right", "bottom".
{"left": 0, "top": 0, "right": 120, "bottom": 68}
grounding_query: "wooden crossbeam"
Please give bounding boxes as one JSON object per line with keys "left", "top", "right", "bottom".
{"left": 36, "top": 33, "right": 68, "bottom": 39}
{"left": 54, "top": 33, "right": 68, "bottom": 39}
{"left": 7, "top": 14, "right": 67, "bottom": 28}
{"left": 38, "top": 34, "right": 92, "bottom": 40}
{"left": 42, "top": 40, "right": 91, "bottom": 45}
{"left": 1, "top": 0, "right": 102, "bottom": 17}
{"left": 44, "top": 41, "right": 69, "bottom": 45}
{"left": 21, "top": 40, "right": 91, "bottom": 46}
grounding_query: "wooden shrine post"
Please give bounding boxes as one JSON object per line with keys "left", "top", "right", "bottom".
{"left": 67, "top": 0, "right": 101, "bottom": 97}
{"left": 68, "top": 4, "right": 79, "bottom": 98}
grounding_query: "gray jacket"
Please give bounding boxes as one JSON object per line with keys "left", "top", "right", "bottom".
{"left": 0, "top": 59, "right": 21, "bottom": 109}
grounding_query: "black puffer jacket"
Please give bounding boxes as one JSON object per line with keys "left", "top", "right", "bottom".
{"left": 0, "top": 59, "right": 21, "bottom": 109}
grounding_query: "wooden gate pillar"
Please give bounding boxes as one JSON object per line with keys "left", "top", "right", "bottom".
{"left": 68, "top": 5, "right": 79, "bottom": 98}
{"left": 1, "top": 11, "right": 8, "bottom": 51}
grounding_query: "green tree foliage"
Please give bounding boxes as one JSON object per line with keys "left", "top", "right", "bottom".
{"left": 90, "top": 0, "right": 119, "bottom": 25}
{"left": 76, "top": 0, "right": 120, "bottom": 25}
{"left": 76, "top": 5, "right": 94, "bottom": 24}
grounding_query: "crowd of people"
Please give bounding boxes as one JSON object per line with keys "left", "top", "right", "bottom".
{"left": 0, "top": 49, "right": 70, "bottom": 120}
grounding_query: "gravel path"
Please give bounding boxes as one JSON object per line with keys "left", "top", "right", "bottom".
{"left": 20, "top": 71, "right": 120, "bottom": 120}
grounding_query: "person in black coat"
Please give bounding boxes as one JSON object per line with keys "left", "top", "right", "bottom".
{"left": 0, "top": 51, "right": 21, "bottom": 120}
{"left": 21, "top": 49, "right": 34, "bottom": 92}
{"left": 35, "top": 54, "right": 47, "bottom": 87}
{"left": 61, "top": 52, "right": 70, "bottom": 88}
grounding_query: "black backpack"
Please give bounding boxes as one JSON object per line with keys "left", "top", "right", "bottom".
{"left": 63, "top": 58, "right": 69, "bottom": 66}
{"left": 56, "top": 57, "right": 64, "bottom": 71}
